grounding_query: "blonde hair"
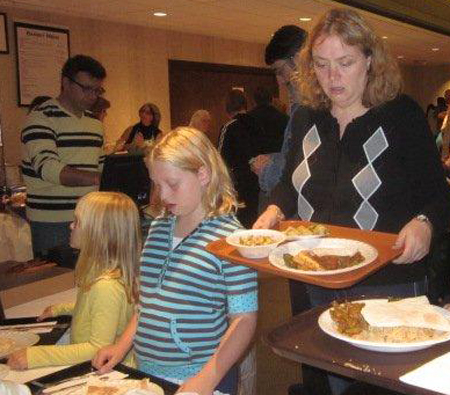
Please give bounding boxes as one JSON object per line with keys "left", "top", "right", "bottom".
{"left": 146, "top": 127, "right": 239, "bottom": 217}
{"left": 298, "top": 8, "right": 402, "bottom": 110}
{"left": 74, "top": 191, "right": 141, "bottom": 303}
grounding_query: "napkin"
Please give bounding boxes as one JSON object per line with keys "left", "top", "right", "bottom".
{"left": 400, "top": 351, "right": 450, "bottom": 394}
{"left": 361, "top": 297, "right": 450, "bottom": 331}
{"left": 0, "top": 321, "right": 58, "bottom": 334}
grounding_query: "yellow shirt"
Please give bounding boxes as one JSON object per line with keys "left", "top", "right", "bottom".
{"left": 27, "top": 278, "right": 134, "bottom": 368}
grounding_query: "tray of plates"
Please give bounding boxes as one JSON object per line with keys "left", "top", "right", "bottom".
{"left": 205, "top": 220, "right": 401, "bottom": 289}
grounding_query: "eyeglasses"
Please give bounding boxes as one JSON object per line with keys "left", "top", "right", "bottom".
{"left": 64, "top": 74, "right": 105, "bottom": 96}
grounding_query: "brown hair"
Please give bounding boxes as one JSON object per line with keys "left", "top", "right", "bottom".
{"left": 139, "top": 102, "right": 161, "bottom": 128}
{"left": 298, "top": 8, "right": 402, "bottom": 110}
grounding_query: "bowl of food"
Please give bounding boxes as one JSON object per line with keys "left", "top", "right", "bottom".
{"left": 226, "top": 229, "right": 286, "bottom": 259}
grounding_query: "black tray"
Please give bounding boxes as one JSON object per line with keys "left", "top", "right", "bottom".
{"left": 28, "top": 361, "right": 179, "bottom": 395}
{"left": 0, "top": 315, "right": 71, "bottom": 346}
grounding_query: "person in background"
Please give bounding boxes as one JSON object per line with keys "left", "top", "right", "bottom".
{"left": 93, "top": 127, "right": 258, "bottom": 395}
{"left": 248, "top": 86, "right": 288, "bottom": 156}
{"left": 27, "top": 95, "right": 51, "bottom": 114}
{"left": 218, "top": 89, "right": 261, "bottom": 228}
{"left": 189, "top": 109, "right": 212, "bottom": 135}
{"left": 437, "top": 90, "right": 450, "bottom": 125}
{"left": 254, "top": 8, "right": 450, "bottom": 394}
{"left": 21, "top": 54, "right": 106, "bottom": 258}
{"left": 115, "top": 102, "right": 162, "bottom": 154}
{"left": 7, "top": 191, "right": 139, "bottom": 370}
{"left": 250, "top": 25, "right": 307, "bottom": 195}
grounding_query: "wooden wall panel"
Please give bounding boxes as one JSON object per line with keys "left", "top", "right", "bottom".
{"left": 168, "top": 60, "right": 278, "bottom": 145}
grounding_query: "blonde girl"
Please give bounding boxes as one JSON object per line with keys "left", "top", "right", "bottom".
{"left": 8, "top": 192, "right": 140, "bottom": 370}
{"left": 94, "top": 127, "right": 258, "bottom": 395}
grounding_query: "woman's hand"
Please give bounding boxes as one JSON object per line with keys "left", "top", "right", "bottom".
{"left": 7, "top": 349, "right": 28, "bottom": 370}
{"left": 176, "top": 372, "right": 214, "bottom": 395}
{"left": 253, "top": 205, "right": 284, "bottom": 229}
{"left": 393, "top": 218, "right": 432, "bottom": 264}
{"left": 92, "top": 344, "right": 127, "bottom": 374}
{"left": 37, "top": 306, "right": 54, "bottom": 322}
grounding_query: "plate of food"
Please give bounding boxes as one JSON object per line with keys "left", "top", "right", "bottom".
{"left": 268, "top": 238, "right": 378, "bottom": 275}
{"left": 318, "top": 297, "right": 450, "bottom": 352}
{"left": 0, "top": 330, "right": 39, "bottom": 358}
{"left": 282, "top": 223, "right": 330, "bottom": 241}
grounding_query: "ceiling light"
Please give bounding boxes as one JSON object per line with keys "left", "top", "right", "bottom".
{"left": 299, "top": 17, "right": 312, "bottom": 22}
{"left": 153, "top": 11, "right": 167, "bottom": 17}
{"left": 397, "top": 55, "right": 404, "bottom": 59}
{"left": 432, "top": 47, "right": 440, "bottom": 51}
{"left": 382, "top": 36, "right": 388, "bottom": 39}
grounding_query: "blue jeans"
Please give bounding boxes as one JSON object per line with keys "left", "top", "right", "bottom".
{"left": 30, "top": 221, "right": 71, "bottom": 258}
{"left": 305, "top": 279, "right": 428, "bottom": 395}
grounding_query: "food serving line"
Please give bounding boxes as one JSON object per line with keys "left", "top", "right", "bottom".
{"left": 206, "top": 220, "right": 450, "bottom": 395}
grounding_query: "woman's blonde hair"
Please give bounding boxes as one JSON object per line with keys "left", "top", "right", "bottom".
{"left": 146, "top": 127, "right": 239, "bottom": 217}
{"left": 74, "top": 191, "right": 141, "bottom": 303}
{"left": 298, "top": 8, "right": 402, "bottom": 110}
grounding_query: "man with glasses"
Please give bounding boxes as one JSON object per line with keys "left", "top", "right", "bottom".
{"left": 21, "top": 54, "right": 107, "bottom": 257}
{"left": 250, "top": 25, "right": 306, "bottom": 193}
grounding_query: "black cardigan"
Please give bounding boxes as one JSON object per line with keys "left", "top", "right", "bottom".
{"left": 271, "top": 95, "right": 450, "bottom": 285}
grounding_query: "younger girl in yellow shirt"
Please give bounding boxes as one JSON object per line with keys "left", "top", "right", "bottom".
{"left": 7, "top": 191, "right": 141, "bottom": 369}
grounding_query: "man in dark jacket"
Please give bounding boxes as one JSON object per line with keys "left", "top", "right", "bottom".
{"left": 248, "top": 86, "right": 288, "bottom": 155}
{"left": 219, "top": 89, "right": 261, "bottom": 228}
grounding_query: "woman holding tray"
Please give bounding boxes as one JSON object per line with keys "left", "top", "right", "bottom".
{"left": 253, "top": 8, "right": 450, "bottom": 395}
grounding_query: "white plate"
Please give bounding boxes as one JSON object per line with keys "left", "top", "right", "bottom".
{"left": 268, "top": 238, "right": 378, "bottom": 276}
{"left": 318, "top": 299, "right": 450, "bottom": 352}
{"left": 284, "top": 234, "right": 324, "bottom": 242}
{"left": 0, "top": 330, "right": 39, "bottom": 358}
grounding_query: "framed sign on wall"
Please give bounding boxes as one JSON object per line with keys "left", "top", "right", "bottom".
{"left": 0, "top": 13, "right": 8, "bottom": 54}
{"left": 14, "top": 22, "right": 70, "bottom": 106}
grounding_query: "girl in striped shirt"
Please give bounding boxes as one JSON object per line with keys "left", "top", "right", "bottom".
{"left": 93, "top": 127, "right": 258, "bottom": 395}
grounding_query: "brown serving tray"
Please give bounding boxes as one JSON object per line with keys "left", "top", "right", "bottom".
{"left": 205, "top": 220, "right": 402, "bottom": 289}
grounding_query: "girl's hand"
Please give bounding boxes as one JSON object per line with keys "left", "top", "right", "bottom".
{"left": 176, "top": 372, "right": 214, "bottom": 395}
{"left": 7, "top": 349, "right": 28, "bottom": 370}
{"left": 252, "top": 205, "right": 284, "bottom": 229}
{"left": 393, "top": 218, "right": 432, "bottom": 264}
{"left": 92, "top": 344, "right": 126, "bottom": 374}
{"left": 37, "top": 306, "right": 54, "bottom": 322}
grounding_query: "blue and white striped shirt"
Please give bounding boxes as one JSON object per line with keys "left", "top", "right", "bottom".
{"left": 135, "top": 214, "right": 258, "bottom": 381}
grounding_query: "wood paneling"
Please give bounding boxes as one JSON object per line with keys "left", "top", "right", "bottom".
{"left": 169, "top": 60, "right": 278, "bottom": 145}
